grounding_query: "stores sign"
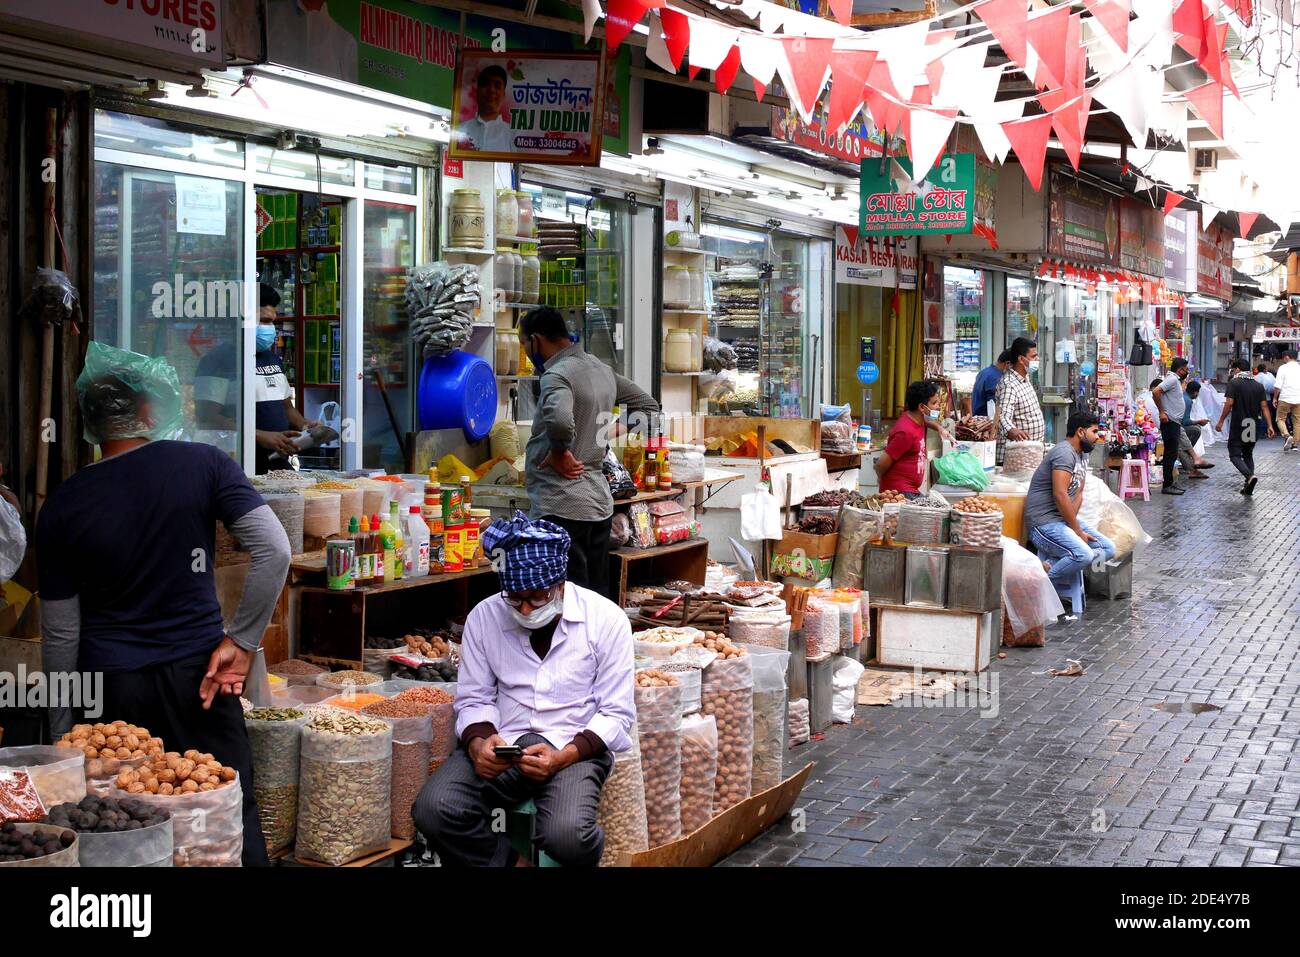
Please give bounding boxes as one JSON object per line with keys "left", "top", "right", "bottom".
{"left": 1197, "top": 220, "right": 1233, "bottom": 301}
{"left": 0, "top": 0, "right": 223, "bottom": 66}
{"left": 859, "top": 153, "right": 976, "bottom": 236}
{"left": 771, "top": 107, "right": 893, "bottom": 164}
{"left": 835, "top": 227, "right": 917, "bottom": 288}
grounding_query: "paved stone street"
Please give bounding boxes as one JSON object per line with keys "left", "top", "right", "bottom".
{"left": 725, "top": 438, "right": 1300, "bottom": 867}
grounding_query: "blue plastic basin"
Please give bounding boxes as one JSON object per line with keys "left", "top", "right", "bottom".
{"left": 417, "top": 350, "right": 498, "bottom": 441}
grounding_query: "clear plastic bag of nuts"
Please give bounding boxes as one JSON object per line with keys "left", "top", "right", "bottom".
{"left": 597, "top": 739, "right": 649, "bottom": 866}
{"left": 700, "top": 654, "right": 754, "bottom": 815}
{"left": 635, "top": 681, "right": 683, "bottom": 848}
{"left": 296, "top": 712, "right": 392, "bottom": 866}
{"left": 743, "top": 645, "right": 790, "bottom": 794}
{"left": 361, "top": 706, "right": 433, "bottom": 841}
{"left": 243, "top": 709, "right": 307, "bottom": 856}
{"left": 679, "top": 713, "right": 717, "bottom": 834}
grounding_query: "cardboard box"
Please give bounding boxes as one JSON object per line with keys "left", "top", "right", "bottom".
{"left": 772, "top": 530, "right": 837, "bottom": 582}
{"left": 942, "top": 438, "right": 997, "bottom": 470}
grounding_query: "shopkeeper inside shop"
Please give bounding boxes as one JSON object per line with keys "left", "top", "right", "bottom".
{"left": 194, "top": 283, "right": 320, "bottom": 474}
{"left": 37, "top": 343, "right": 292, "bottom": 866}
{"left": 413, "top": 513, "right": 635, "bottom": 867}
{"left": 875, "top": 380, "right": 952, "bottom": 497}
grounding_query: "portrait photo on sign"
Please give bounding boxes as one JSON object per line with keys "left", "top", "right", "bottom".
{"left": 449, "top": 49, "right": 604, "bottom": 165}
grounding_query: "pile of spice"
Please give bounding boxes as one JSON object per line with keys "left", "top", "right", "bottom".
{"left": 317, "top": 670, "right": 382, "bottom": 689}
{"left": 797, "top": 515, "right": 837, "bottom": 535}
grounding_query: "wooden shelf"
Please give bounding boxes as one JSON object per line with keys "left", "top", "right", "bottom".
{"left": 664, "top": 246, "right": 709, "bottom": 256}
{"left": 663, "top": 308, "right": 709, "bottom": 315}
{"left": 500, "top": 235, "right": 538, "bottom": 244}
{"left": 292, "top": 839, "right": 412, "bottom": 868}
{"left": 298, "top": 563, "right": 494, "bottom": 595}
{"left": 610, "top": 538, "right": 709, "bottom": 606}
{"left": 442, "top": 247, "right": 494, "bottom": 258}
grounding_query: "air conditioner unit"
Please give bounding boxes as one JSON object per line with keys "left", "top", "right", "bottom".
{"left": 1194, "top": 148, "right": 1218, "bottom": 172}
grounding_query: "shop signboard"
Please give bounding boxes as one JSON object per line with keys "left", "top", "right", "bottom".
{"left": 1047, "top": 169, "right": 1120, "bottom": 266}
{"left": 447, "top": 50, "right": 603, "bottom": 164}
{"left": 1197, "top": 219, "right": 1234, "bottom": 301}
{"left": 771, "top": 106, "right": 896, "bottom": 164}
{"left": 0, "top": 0, "right": 223, "bottom": 66}
{"left": 1253, "top": 326, "right": 1300, "bottom": 343}
{"left": 859, "top": 153, "right": 976, "bottom": 236}
{"left": 1163, "top": 209, "right": 1191, "bottom": 291}
{"left": 1119, "top": 197, "right": 1165, "bottom": 278}
{"left": 834, "top": 227, "right": 918, "bottom": 288}
{"left": 264, "top": 0, "right": 631, "bottom": 155}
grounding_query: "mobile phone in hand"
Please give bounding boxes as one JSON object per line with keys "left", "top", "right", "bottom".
{"left": 492, "top": 745, "right": 524, "bottom": 759}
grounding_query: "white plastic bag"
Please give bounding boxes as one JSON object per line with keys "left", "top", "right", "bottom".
{"left": 830, "top": 656, "right": 864, "bottom": 724}
{"left": 1000, "top": 536, "right": 1064, "bottom": 637}
{"left": 1096, "top": 498, "right": 1151, "bottom": 559}
{"left": 1077, "top": 468, "right": 1117, "bottom": 529}
{"left": 0, "top": 496, "right": 25, "bottom": 582}
{"left": 740, "top": 484, "right": 783, "bottom": 541}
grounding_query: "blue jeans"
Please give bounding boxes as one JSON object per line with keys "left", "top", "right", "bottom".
{"left": 1030, "top": 520, "right": 1117, "bottom": 589}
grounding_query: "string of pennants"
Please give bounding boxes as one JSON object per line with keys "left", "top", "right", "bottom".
{"left": 1037, "top": 257, "right": 1187, "bottom": 304}
{"left": 587, "top": 0, "right": 1256, "bottom": 211}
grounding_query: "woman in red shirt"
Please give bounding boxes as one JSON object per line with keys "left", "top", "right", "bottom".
{"left": 875, "top": 380, "right": 948, "bottom": 495}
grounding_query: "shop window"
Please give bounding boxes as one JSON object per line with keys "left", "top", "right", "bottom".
{"left": 94, "top": 110, "right": 244, "bottom": 168}
{"left": 92, "top": 163, "right": 246, "bottom": 462}
{"left": 363, "top": 202, "right": 416, "bottom": 472}
{"left": 944, "top": 266, "right": 983, "bottom": 375}
{"left": 1006, "top": 277, "right": 1034, "bottom": 347}
{"left": 364, "top": 162, "right": 417, "bottom": 194}
{"left": 251, "top": 145, "right": 355, "bottom": 186}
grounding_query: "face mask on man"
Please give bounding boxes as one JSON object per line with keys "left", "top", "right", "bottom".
{"left": 256, "top": 325, "right": 278, "bottom": 351}
{"left": 507, "top": 591, "right": 563, "bottom": 630}
{"left": 1028, "top": 359, "right": 1040, "bottom": 375}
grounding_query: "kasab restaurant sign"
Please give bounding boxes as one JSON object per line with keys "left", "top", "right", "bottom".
{"left": 0, "top": 0, "right": 223, "bottom": 66}
{"left": 835, "top": 227, "right": 918, "bottom": 288}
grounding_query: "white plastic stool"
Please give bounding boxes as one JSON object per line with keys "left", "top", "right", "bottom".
{"left": 1117, "top": 458, "right": 1149, "bottom": 502}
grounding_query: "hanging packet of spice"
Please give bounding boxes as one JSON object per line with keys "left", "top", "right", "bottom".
{"left": 0, "top": 769, "right": 46, "bottom": 823}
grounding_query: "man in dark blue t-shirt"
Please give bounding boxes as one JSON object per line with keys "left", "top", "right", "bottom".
{"left": 38, "top": 353, "right": 291, "bottom": 865}
{"left": 972, "top": 349, "right": 1011, "bottom": 418}
{"left": 194, "top": 283, "right": 318, "bottom": 473}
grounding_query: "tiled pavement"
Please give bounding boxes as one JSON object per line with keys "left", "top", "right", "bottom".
{"left": 723, "top": 437, "right": 1300, "bottom": 867}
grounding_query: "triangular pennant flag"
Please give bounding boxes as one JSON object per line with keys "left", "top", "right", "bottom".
{"left": 1238, "top": 211, "right": 1259, "bottom": 237}
{"left": 714, "top": 45, "right": 741, "bottom": 95}
{"left": 1027, "top": 3, "right": 1071, "bottom": 90}
{"left": 660, "top": 7, "right": 691, "bottom": 71}
{"left": 1041, "top": 89, "right": 1089, "bottom": 170}
{"left": 687, "top": 65, "right": 701, "bottom": 81}
{"left": 752, "top": 78, "right": 767, "bottom": 102}
{"left": 1094, "top": 63, "right": 1156, "bottom": 146}
{"left": 1132, "top": 172, "right": 1156, "bottom": 192}
{"left": 689, "top": 17, "right": 739, "bottom": 72}
{"left": 976, "top": 0, "right": 1030, "bottom": 70}
{"left": 1002, "top": 112, "right": 1055, "bottom": 191}
{"left": 912, "top": 84, "right": 933, "bottom": 107}
{"left": 877, "top": 20, "right": 931, "bottom": 97}
{"left": 645, "top": 12, "right": 677, "bottom": 74}
{"left": 1131, "top": 0, "right": 1175, "bottom": 69}
{"left": 1083, "top": 0, "right": 1130, "bottom": 53}
{"left": 1221, "top": 50, "right": 1241, "bottom": 99}
{"left": 582, "top": 0, "right": 602, "bottom": 42}
{"left": 1229, "top": 0, "right": 1254, "bottom": 26}
{"left": 1185, "top": 80, "right": 1224, "bottom": 137}
{"left": 941, "top": 48, "right": 1001, "bottom": 116}
{"left": 925, "top": 57, "right": 945, "bottom": 99}
{"left": 827, "top": 50, "right": 877, "bottom": 133}
{"left": 1200, "top": 201, "right": 1220, "bottom": 226}
{"left": 1173, "top": 0, "right": 1206, "bottom": 58}
{"left": 1163, "top": 191, "right": 1188, "bottom": 215}
{"left": 779, "top": 36, "right": 833, "bottom": 120}
{"left": 739, "top": 32, "right": 780, "bottom": 86}
{"left": 973, "top": 121, "right": 1013, "bottom": 164}
{"left": 866, "top": 59, "right": 907, "bottom": 137}
{"left": 1064, "top": 12, "right": 1087, "bottom": 95}
{"left": 758, "top": 4, "right": 789, "bottom": 35}
{"left": 908, "top": 108, "right": 958, "bottom": 183}
{"left": 829, "top": 0, "right": 854, "bottom": 28}
{"left": 603, "top": 0, "right": 647, "bottom": 53}
{"left": 841, "top": 225, "right": 859, "bottom": 248}
{"left": 1198, "top": 18, "right": 1229, "bottom": 84}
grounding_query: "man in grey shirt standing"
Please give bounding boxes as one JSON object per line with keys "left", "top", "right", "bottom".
{"left": 1151, "top": 357, "right": 1191, "bottom": 495}
{"left": 519, "top": 307, "right": 659, "bottom": 597}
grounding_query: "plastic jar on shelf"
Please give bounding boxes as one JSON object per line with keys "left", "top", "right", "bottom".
{"left": 521, "top": 251, "right": 540, "bottom": 304}
{"left": 448, "top": 188, "right": 485, "bottom": 247}
{"left": 495, "top": 188, "right": 519, "bottom": 238}
{"left": 509, "top": 250, "right": 526, "bottom": 302}
{"left": 494, "top": 247, "right": 516, "bottom": 303}
{"left": 664, "top": 265, "right": 691, "bottom": 309}
{"left": 687, "top": 264, "right": 706, "bottom": 310}
{"left": 515, "top": 191, "right": 534, "bottom": 237}
{"left": 665, "top": 329, "right": 695, "bottom": 372}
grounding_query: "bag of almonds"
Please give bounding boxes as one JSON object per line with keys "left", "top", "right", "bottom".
{"left": 243, "top": 708, "right": 307, "bottom": 857}
{"left": 360, "top": 700, "right": 434, "bottom": 841}
{"left": 741, "top": 644, "right": 791, "bottom": 793}
{"left": 634, "top": 677, "right": 683, "bottom": 849}
{"left": 596, "top": 739, "right": 649, "bottom": 867}
{"left": 296, "top": 711, "right": 392, "bottom": 866}
{"left": 701, "top": 654, "right": 754, "bottom": 814}
{"left": 679, "top": 713, "right": 717, "bottom": 834}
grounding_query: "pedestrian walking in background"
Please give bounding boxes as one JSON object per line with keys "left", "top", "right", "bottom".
{"left": 1217, "top": 358, "right": 1275, "bottom": 495}
{"left": 1152, "top": 357, "right": 1191, "bottom": 495}
{"left": 1273, "top": 350, "right": 1300, "bottom": 451}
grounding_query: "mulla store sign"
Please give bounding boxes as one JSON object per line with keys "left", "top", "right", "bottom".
{"left": 0, "top": 0, "right": 223, "bottom": 67}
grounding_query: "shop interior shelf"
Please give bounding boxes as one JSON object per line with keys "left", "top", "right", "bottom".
{"left": 303, "top": 244, "right": 341, "bottom": 253}
{"left": 610, "top": 538, "right": 709, "bottom": 607}
{"left": 495, "top": 301, "right": 540, "bottom": 309}
{"left": 500, "top": 235, "right": 538, "bottom": 244}
{"left": 663, "top": 308, "right": 709, "bottom": 315}
{"left": 663, "top": 371, "right": 706, "bottom": 376}
{"left": 442, "top": 247, "right": 495, "bottom": 258}
{"left": 257, "top": 247, "right": 297, "bottom": 256}
{"left": 663, "top": 246, "right": 709, "bottom": 256}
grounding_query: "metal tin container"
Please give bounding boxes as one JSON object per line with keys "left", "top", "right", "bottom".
{"left": 806, "top": 656, "right": 835, "bottom": 732}
{"left": 904, "top": 545, "right": 949, "bottom": 608}
{"left": 946, "top": 545, "right": 1003, "bottom": 612}
{"left": 865, "top": 542, "right": 908, "bottom": 605}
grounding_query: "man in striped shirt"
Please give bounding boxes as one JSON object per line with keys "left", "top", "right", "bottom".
{"left": 995, "top": 336, "right": 1045, "bottom": 463}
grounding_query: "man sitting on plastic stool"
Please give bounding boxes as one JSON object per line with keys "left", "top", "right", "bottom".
{"left": 1024, "top": 411, "right": 1116, "bottom": 613}
{"left": 413, "top": 512, "right": 635, "bottom": 867}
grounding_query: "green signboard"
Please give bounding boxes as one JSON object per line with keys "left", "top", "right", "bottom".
{"left": 265, "top": 0, "right": 630, "bottom": 155}
{"left": 859, "top": 153, "right": 976, "bottom": 236}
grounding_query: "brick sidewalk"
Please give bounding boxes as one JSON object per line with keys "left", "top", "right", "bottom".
{"left": 724, "top": 439, "right": 1300, "bottom": 867}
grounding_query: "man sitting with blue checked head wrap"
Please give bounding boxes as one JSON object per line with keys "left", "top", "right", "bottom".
{"left": 413, "top": 512, "right": 636, "bottom": 867}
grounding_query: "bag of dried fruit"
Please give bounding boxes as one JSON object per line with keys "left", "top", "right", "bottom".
{"left": 634, "top": 677, "right": 683, "bottom": 849}
{"left": 597, "top": 739, "right": 649, "bottom": 866}
{"left": 701, "top": 654, "right": 754, "bottom": 815}
{"left": 361, "top": 699, "right": 434, "bottom": 841}
{"left": 678, "top": 714, "right": 717, "bottom": 834}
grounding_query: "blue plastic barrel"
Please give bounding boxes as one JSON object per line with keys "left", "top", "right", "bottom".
{"left": 416, "top": 350, "right": 498, "bottom": 441}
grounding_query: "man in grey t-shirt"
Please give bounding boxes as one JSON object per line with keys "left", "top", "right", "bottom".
{"left": 1151, "top": 357, "right": 1191, "bottom": 494}
{"left": 1025, "top": 412, "right": 1116, "bottom": 609}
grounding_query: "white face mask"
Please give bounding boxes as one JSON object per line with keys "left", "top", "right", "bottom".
{"left": 506, "top": 591, "right": 563, "bottom": 630}
{"left": 1028, "top": 360, "right": 1040, "bottom": 374}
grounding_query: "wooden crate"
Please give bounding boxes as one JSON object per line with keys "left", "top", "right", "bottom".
{"left": 610, "top": 539, "right": 708, "bottom": 607}
{"left": 874, "top": 604, "right": 994, "bottom": 673}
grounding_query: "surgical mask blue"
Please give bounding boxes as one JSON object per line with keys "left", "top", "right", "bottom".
{"left": 256, "top": 325, "right": 277, "bottom": 351}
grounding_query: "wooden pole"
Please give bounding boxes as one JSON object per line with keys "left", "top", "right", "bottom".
{"left": 34, "top": 107, "right": 58, "bottom": 518}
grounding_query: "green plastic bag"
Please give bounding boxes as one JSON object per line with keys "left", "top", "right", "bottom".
{"left": 76, "top": 340, "right": 183, "bottom": 445}
{"left": 934, "top": 449, "right": 990, "bottom": 491}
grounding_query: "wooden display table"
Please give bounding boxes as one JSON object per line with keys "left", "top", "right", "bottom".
{"left": 288, "top": 839, "right": 413, "bottom": 868}
{"left": 609, "top": 538, "right": 709, "bottom": 607}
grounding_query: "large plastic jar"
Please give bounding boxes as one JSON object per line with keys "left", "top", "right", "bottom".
{"left": 494, "top": 247, "right": 516, "bottom": 303}
{"left": 521, "top": 252, "right": 540, "bottom": 304}
{"left": 509, "top": 250, "right": 525, "bottom": 301}
{"left": 515, "top": 191, "right": 534, "bottom": 237}
{"left": 665, "top": 329, "right": 695, "bottom": 372}
{"left": 687, "top": 265, "right": 706, "bottom": 310}
{"left": 448, "top": 188, "right": 484, "bottom": 247}
{"left": 664, "top": 266, "right": 691, "bottom": 309}
{"left": 495, "top": 188, "right": 519, "bottom": 238}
